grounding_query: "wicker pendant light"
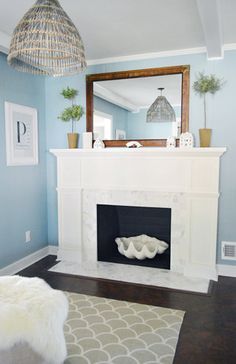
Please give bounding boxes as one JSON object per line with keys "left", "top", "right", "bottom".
{"left": 146, "top": 88, "right": 176, "bottom": 123}
{"left": 7, "top": 0, "right": 87, "bottom": 76}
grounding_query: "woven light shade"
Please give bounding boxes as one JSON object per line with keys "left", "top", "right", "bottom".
{"left": 7, "top": 0, "right": 87, "bottom": 76}
{"left": 146, "top": 88, "right": 176, "bottom": 123}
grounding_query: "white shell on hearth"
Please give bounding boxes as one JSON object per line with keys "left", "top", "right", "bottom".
{"left": 115, "top": 234, "right": 169, "bottom": 260}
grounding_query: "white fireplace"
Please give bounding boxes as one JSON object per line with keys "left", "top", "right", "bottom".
{"left": 51, "top": 147, "right": 226, "bottom": 281}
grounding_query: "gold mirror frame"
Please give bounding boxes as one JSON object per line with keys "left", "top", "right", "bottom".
{"left": 86, "top": 65, "right": 190, "bottom": 147}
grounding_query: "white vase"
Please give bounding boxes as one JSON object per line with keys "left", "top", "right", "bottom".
{"left": 93, "top": 138, "right": 105, "bottom": 149}
{"left": 166, "top": 136, "right": 176, "bottom": 148}
{"left": 82, "top": 132, "right": 93, "bottom": 149}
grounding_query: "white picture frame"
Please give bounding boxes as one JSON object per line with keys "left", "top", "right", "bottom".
{"left": 116, "top": 129, "right": 126, "bottom": 140}
{"left": 5, "top": 102, "right": 38, "bottom": 166}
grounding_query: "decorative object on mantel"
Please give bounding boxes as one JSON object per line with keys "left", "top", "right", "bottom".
{"left": 93, "top": 138, "right": 105, "bottom": 149}
{"left": 166, "top": 136, "right": 176, "bottom": 148}
{"left": 82, "top": 132, "right": 93, "bottom": 149}
{"left": 58, "top": 87, "right": 84, "bottom": 149}
{"left": 180, "top": 132, "right": 194, "bottom": 148}
{"left": 7, "top": 0, "right": 86, "bottom": 76}
{"left": 126, "top": 141, "right": 143, "bottom": 148}
{"left": 146, "top": 87, "right": 176, "bottom": 123}
{"left": 193, "top": 72, "right": 225, "bottom": 147}
{"left": 115, "top": 234, "right": 169, "bottom": 260}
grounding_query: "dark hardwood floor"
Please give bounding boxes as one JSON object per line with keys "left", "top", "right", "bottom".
{"left": 18, "top": 256, "right": 236, "bottom": 364}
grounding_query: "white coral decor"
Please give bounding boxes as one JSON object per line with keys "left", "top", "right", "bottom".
{"left": 115, "top": 234, "right": 169, "bottom": 260}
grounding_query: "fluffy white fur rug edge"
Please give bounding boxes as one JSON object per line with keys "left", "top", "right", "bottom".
{"left": 0, "top": 276, "right": 68, "bottom": 364}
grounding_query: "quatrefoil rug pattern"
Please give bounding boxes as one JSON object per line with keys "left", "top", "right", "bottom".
{"left": 64, "top": 292, "right": 184, "bottom": 364}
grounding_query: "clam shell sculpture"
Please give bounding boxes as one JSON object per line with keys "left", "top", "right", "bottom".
{"left": 115, "top": 234, "right": 169, "bottom": 260}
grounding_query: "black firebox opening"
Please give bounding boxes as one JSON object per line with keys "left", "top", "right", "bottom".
{"left": 97, "top": 204, "right": 171, "bottom": 270}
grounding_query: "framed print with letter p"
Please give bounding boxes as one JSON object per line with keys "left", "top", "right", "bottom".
{"left": 5, "top": 102, "right": 38, "bottom": 166}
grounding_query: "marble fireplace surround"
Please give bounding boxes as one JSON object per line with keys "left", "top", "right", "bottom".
{"left": 51, "top": 148, "right": 226, "bottom": 283}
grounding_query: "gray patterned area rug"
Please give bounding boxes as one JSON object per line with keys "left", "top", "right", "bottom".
{"left": 64, "top": 292, "right": 185, "bottom": 364}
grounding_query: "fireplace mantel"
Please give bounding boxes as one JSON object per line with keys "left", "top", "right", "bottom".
{"left": 51, "top": 147, "right": 225, "bottom": 158}
{"left": 50, "top": 147, "right": 226, "bottom": 281}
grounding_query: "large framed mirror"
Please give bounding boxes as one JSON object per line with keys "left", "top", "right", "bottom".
{"left": 86, "top": 65, "right": 190, "bottom": 147}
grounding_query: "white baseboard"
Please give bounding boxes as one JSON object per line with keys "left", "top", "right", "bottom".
{"left": 217, "top": 264, "right": 236, "bottom": 277}
{"left": 48, "top": 245, "right": 59, "bottom": 256}
{"left": 0, "top": 245, "right": 58, "bottom": 276}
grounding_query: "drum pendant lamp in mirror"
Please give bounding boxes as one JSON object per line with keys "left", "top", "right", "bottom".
{"left": 146, "top": 87, "right": 176, "bottom": 123}
{"left": 7, "top": 0, "right": 86, "bottom": 76}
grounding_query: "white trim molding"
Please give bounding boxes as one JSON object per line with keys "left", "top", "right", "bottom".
{"left": 217, "top": 264, "right": 236, "bottom": 278}
{"left": 1, "top": 25, "right": 236, "bottom": 65}
{"left": 48, "top": 245, "right": 58, "bottom": 256}
{"left": 87, "top": 47, "right": 207, "bottom": 66}
{"left": 0, "top": 245, "right": 58, "bottom": 276}
{"left": 224, "top": 43, "right": 236, "bottom": 52}
{"left": 87, "top": 44, "right": 236, "bottom": 65}
{"left": 0, "top": 30, "right": 11, "bottom": 54}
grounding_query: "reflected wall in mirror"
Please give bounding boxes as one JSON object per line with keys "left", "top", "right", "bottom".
{"left": 86, "top": 65, "right": 190, "bottom": 147}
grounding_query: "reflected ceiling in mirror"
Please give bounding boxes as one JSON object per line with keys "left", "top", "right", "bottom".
{"left": 94, "top": 74, "right": 182, "bottom": 140}
{"left": 86, "top": 66, "right": 190, "bottom": 147}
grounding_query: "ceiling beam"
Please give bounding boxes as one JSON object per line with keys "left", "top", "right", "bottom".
{"left": 0, "top": 30, "right": 10, "bottom": 54}
{"left": 196, "top": 0, "right": 223, "bottom": 59}
{"left": 94, "top": 83, "right": 139, "bottom": 113}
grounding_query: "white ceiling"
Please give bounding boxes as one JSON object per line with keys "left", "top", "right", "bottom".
{"left": 0, "top": 0, "right": 236, "bottom": 61}
{"left": 95, "top": 75, "right": 182, "bottom": 111}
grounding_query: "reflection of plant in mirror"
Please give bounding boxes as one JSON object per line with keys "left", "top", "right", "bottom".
{"left": 193, "top": 72, "right": 224, "bottom": 128}
{"left": 58, "top": 87, "right": 84, "bottom": 133}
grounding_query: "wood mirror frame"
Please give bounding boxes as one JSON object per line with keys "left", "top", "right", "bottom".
{"left": 86, "top": 65, "right": 190, "bottom": 147}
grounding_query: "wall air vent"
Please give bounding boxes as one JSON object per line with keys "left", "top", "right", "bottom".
{"left": 222, "top": 241, "right": 236, "bottom": 260}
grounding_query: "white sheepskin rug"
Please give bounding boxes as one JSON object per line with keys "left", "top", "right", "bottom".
{"left": 0, "top": 275, "right": 68, "bottom": 364}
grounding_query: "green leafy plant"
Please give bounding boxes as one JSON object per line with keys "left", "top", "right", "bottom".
{"left": 58, "top": 87, "right": 84, "bottom": 133}
{"left": 61, "top": 87, "right": 78, "bottom": 99}
{"left": 193, "top": 72, "right": 224, "bottom": 128}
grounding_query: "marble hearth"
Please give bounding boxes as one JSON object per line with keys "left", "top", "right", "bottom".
{"left": 50, "top": 148, "right": 226, "bottom": 290}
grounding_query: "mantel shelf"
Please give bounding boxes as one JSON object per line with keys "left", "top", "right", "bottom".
{"left": 50, "top": 147, "right": 226, "bottom": 159}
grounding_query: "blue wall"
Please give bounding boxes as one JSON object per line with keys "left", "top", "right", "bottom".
{"left": 126, "top": 105, "right": 182, "bottom": 139}
{"left": 45, "top": 70, "right": 89, "bottom": 245}
{"left": 1, "top": 48, "right": 234, "bottom": 269}
{"left": 94, "top": 95, "right": 128, "bottom": 138}
{"left": 45, "top": 51, "right": 236, "bottom": 266}
{"left": 0, "top": 52, "right": 47, "bottom": 269}
{"left": 126, "top": 108, "right": 173, "bottom": 139}
{"left": 94, "top": 99, "right": 181, "bottom": 140}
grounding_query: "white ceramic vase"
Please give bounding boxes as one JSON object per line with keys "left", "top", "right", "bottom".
{"left": 93, "top": 138, "right": 105, "bottom": 149}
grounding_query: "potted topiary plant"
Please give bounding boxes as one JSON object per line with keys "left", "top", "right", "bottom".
{"left": 193, "top": 72, "right": 224, "bottom": 147}
{"left": 58, "top": 87, "right": 84, "bottom": 148}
